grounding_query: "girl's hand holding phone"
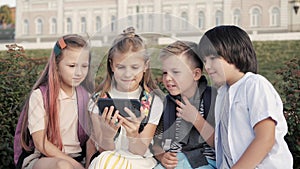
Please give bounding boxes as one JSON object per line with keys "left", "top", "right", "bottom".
{"left": 120, "top": 107, "right": 146, "bottom": 138}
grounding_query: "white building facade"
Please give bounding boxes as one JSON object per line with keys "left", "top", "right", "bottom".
{"left": 15, "top": 0, "right": 300, "bottom": 45}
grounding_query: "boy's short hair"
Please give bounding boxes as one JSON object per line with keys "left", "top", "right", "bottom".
{"left": 198, "top": 25, "right": 257, "bottom": 73}
{"left": 159, "top": 40, "right": 204, "bottom": 71}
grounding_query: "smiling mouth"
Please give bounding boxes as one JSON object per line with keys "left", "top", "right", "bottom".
{"left": 73, "top": 78, "right": 82, "bottom": 81}
{"left": 122, "top": 79, "right": 134, "bottom": 82}
{"left": 167, "top": 84, "right": 177, "bottom": 89}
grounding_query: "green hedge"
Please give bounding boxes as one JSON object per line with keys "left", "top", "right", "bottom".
{"left": 0, "top": 40, "right": 299, "bottom": 168}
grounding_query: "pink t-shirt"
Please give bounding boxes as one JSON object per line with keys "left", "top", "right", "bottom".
{"left": 28, "top": 88, "right": 81, "bottom": 154}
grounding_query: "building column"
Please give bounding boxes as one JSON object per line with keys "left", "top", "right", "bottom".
{"left": 57, "top": 0, "right": 64, "bottom": 35}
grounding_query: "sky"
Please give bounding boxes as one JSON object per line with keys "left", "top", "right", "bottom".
{"left": 0, "top": 0, "right": 16, "bottom": 7}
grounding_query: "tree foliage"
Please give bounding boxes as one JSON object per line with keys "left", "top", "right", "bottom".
{"left": 0, "top": 5, "right": 13, "bottom": 25}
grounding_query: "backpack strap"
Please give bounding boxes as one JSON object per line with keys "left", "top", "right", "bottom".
{"left": 138, "top": 90, "right": 154, "bottom": 133}
{"left": 202, "top": 86, "right": 216, "bottom": 120}
{"left": 202, "top": 86, "right": 211, "bottom": 119}
{"left": 76, "top": 86, "right": 90, "bottom": 147}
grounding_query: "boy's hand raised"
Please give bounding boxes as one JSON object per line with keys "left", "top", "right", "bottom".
{"left": 175, "top": 96, "right": 199, "bottom": 125}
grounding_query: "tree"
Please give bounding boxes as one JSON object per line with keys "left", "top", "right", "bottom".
{"left": 0, "top": 5, "right": 13, "bottom": 25}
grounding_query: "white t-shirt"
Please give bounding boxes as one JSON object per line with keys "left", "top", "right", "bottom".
{"left": 88, "top": 86, "right": 164, "bottom": 168}
{"left": 28, "top": 88, "right": 81, "bottom": 154}
{"left": 215, "top": 72, "right": 293, "bottom": 168}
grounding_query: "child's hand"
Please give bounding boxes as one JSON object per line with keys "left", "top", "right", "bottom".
{"left": 175, "top": 96, "right": 199, "bottom": 124}
{"left": 160, "top": 152, "right": 178, "bottom": 169}
{"left": 120, "top": 107, "right": 146, "bottom": 138}
{"left": 102, "top": 106, "right": 123, "bottom": 132}
{"left": 90, "top": 106, "right": 123, "bottom": 144}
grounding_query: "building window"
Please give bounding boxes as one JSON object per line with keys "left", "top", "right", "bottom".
{"left": 164, "top": 13, "right": 171, "bottom": 31}
{"left": 137, "top": 14, "right": 144, "bottom": 30}
{"left": 81, "top": 17, "right": 86, "bottom": 33}
{"left": 111, "top": 15, "right": 116, "bottom": 32}
{"left": 233, "top": 9, "right": 241, "bottom": 26}
{"left": 271, "top": 7, "right": 280, "bottom": 27}
{"left": 67, "top": 18, "right": 72, "bottom": 33}
{"left": 181, "top": 11, "right": 188, "bottom": 30}
{"left": 36, "top": 18, "right": 43, "bottom": 35}
{"left": 50, "top": 18, "right": 57, "bottom": 34}
{"left": 23, "top": 19, "right": 29, "bottom": 35}
{"left": 198, "top": 11, "right": 205, "bottom": 29}
{"left": 148, "top": 14, "right": 153, "bottom": 31}
{"left": 96, "top": 16, "right": 101, "bottom": 32}
{"left": 250, "top": 7, "right": 260, "bottom": 27}
{"left": 215, "top": 10, "right": 223, "bottom": 26}
{"left": 127, "top": 15, "right": 133, "bottom": 27}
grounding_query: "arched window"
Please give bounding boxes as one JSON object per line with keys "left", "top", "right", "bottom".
{"left": 111, "top": 15, "right": 116, "bottom": 32}
{"left": 215, "top": 10, "right": 223, "bottom": 26}
{"left": 23, "top": 19, "right": 29, "bottom": 35}
{"left": 67, "top": 17, "right": 72, "bottom": 33}
{"left": 81, "top": 17, "right": 86, "bottom": 33}
{"left": 36, "top": 18, "right": 43, "bottom": 35}
{"left": 50, "top": 18, "right": 57, "bottom": 34}
{"left": 181, "top": 11, "right": 188, "bottom": 30}
{"left": 250, "top": 7, "right": 261, "bottom": 27}
{"left": 127, "top": 15, "right": 133, "bottom": 27}
{"left": 137, "top": 14, "right": 144, "bottom": 30}
{"left": 96, "top": 16, "right": 101, "bottom": 32}
{"left": 271, "top": 7, "right": 280, "bottom": 26}
{"left": 164, "top": 13, "right": 171, "bottom": 31}
{"left": 148, "top": 14, "right": 153, "bottom": 31}
{"left": 198, "top": 11, "right": 205, "bottom": 29}
{"left": 233, "top": 9, "right": 241, "bottom": 26}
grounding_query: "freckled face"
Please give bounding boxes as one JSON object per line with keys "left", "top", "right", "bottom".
{"left": 58, "top": 47, "right": 89, "bottom": 92}
{"left": 110, "top": 50, "right": 148, "bottom": 92}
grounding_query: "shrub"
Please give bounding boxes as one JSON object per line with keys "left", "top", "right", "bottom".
{"left": 0, "top": 44, "right": 47, "bottom": 168}
{"left": 275, "top": 57, "right": 300, "bottom": 168}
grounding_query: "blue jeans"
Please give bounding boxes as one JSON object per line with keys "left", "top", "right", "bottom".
{"left": 154, "top": 152, "right": 216, "bottom": 169}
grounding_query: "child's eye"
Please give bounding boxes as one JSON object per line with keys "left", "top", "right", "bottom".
{"left": 82, "top": 64, "right": 89, "bottom": 68}
{"left": 162, "top": 71, "right": 167, "bottom": 75}
{"left": 172, "top": 71, "right": 180, "bottom": 74}
{"left": 69, "top": 64, "right": 76, "bottom": 68}
{"left": 132, "top": 66, "right": 140, "bottom": 69}
{"left": 210, "top": 55, "right": 218, "bottom": 60}
{"left": 117, "top": 66, "right": 125, "bottom": 69}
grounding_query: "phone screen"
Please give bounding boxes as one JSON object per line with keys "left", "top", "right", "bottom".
{"left": 97, "top": 98, "right": 141, "bottom": 117}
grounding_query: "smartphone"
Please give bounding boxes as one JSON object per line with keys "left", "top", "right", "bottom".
{"left": 97, "top": 98, "right": 141, "bottom": 118}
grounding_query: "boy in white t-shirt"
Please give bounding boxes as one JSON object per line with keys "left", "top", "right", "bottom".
{"left": 198, "top": 25, "right": 293, "bottom": 169}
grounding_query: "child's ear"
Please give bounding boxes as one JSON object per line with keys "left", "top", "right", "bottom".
{"left": 193, "top": 68, "right": 202, "bottom": 81}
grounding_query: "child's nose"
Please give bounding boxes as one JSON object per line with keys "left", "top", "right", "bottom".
{"left": 124, "top": 69, "right": 134, "bottom": 77}
{"left": 204, "top": 60, "right": 211, "bottom": 69}
{"left": 75, "top": 67, "right": 83, "bottom": 76}
{"left": 165, "top": 73, "right": 172, "bottom": 81}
